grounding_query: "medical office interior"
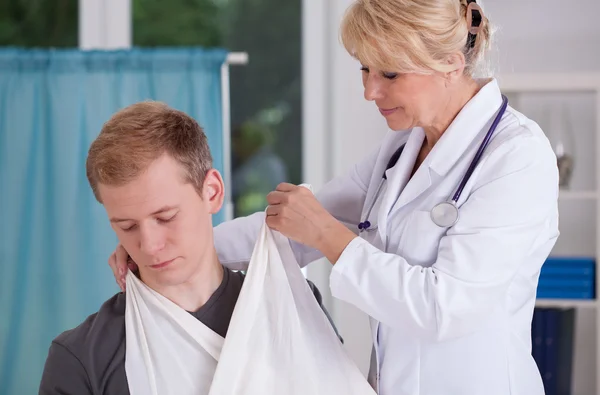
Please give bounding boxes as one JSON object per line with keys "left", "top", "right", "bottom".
{"left": 1, "top": 0, "right": 599, "bottom": 394}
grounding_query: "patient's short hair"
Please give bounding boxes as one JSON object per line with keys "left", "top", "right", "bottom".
{"left": 86, "top": 101, "right": 212, "bottom": 203}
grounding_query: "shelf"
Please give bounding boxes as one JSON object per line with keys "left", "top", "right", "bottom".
{"left": 559, "top": 190, "right": 598, "bottom": 201}
{"left": 535, "top": 298, "right": 597, "bottom": 308}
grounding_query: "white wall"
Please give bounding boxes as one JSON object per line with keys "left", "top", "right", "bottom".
{"left": 485, "top": 0, "right": 600, "bottom": 73}
{"left": 303, "top": 0, "right": 600, "bottom": 388}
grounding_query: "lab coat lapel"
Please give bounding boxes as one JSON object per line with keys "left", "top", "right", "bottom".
{"left": 371, "top": 132, "right": 411, "bottom": 244}
{"left": 392, "top": 128, "right": 433, "bottom": 210}
{"left": 377, "top": 128, "right": 427, "bottom": 214}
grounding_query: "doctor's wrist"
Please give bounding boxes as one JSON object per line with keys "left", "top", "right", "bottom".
{"left": 316, "top": 222, "right": 357, "bottom": 265}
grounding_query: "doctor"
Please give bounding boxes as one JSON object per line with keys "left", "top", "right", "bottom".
{"left": 109, "top": 0, "right": 559, "bottom": 394}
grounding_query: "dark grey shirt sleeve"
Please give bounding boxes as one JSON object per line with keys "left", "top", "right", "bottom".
{"left": 39, "top": 342, "right": 92, "bottom": 395}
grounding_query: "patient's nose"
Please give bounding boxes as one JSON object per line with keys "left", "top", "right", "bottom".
{"left": 139, "top": 225, "right": 166, "bottom": 256}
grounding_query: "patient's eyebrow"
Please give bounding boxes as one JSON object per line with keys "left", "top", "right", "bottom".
{"left": 110, "top": 205, "right": 179, "bottom": 223}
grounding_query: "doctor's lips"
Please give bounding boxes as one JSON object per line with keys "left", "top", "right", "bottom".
{"left": 378, "top": 107, "right": 398, "bottom": 116}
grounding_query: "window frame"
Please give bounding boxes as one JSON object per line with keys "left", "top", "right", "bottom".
{"left": 77, "top": 0, "right": 329, "bottom": 222}
{"left": 79, "top": 0, "right": 131, "bottom": 50}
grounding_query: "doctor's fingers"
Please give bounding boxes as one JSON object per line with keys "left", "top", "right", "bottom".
{"left": 274, "top": 182, "right": 297, "bottom": 192}
{"left": 266, "top": 190, "right": 285, "bottom": 205}
{"left": 115, "top": 245, "right": 136, "bottom": 290}
{"left": 266, "top": 189, "right": 303, "bottom": 206}
{"left": 108, "top": 251, "right": 125, "bottom": 292}
{"left": 265, "top": 204, "right": 324, "bottom": 248}
{"left": 116, "top": 243, "right": 139, "bottom": 273}
{"left": 265, "top": 204, "right": 304, "bottom": 228}
{"left": 266, "top": 203, "right": 292, "bottom": 220}
{"left": 266, "top": 187, "right": 312, "bottom": 207}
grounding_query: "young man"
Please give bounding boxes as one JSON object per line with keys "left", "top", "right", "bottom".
{"left": 39, "top": 102, "right": 339, "bottom": 394}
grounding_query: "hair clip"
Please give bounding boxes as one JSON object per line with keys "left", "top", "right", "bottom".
{"left": 465, "top": 0, "right": 483, "bottom": 48}
{"left": 466, "top": 1, "right": 483, "bottom": 35}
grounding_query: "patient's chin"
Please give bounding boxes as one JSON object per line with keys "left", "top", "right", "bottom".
{"left": 138, "top": 260, "right": 189, "bottom": 288}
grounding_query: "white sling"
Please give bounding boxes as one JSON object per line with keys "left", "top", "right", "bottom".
{"left": 125, "top": 205, "right": 376, "bottom": 394}
{"left": 124, "top": 273, "right": 224, "bottom": 395}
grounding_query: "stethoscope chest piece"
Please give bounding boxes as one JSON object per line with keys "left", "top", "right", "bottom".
{"left": 430, "top": 201, "right": 459, "bottom": 227}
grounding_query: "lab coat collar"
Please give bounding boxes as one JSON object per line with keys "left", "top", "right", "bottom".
{"left": 379, "top": 78, "right": 504, "bottom": 224}
{"left": 428, "top": 78, "right": 504, "bottom": 177}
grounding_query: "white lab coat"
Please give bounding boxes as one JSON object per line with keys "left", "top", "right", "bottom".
{"left": 214, "top": 79, "right": 559, "bottom": 395}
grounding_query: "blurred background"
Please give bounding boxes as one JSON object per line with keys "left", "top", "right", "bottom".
{"left": 1, "top": 0, "right": 600, "bottom": 394}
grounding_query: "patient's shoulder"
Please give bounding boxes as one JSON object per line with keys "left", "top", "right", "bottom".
{"left": 42, "top": 293, "right": 128, "bottom": 393}
{"left": 53, "top": 292, "right": 126, "bottom": 358}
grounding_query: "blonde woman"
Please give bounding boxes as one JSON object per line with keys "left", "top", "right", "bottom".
{"left": 110, "top": 1, "right": 558, "bottom": 394}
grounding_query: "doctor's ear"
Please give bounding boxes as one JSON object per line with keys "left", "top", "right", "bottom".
{"left": 444, "top": 53, "right": 466, "bottom": 84}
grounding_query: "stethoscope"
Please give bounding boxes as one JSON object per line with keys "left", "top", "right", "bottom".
{"left": 358, "top": 94, "right": 509, "bottom": 231}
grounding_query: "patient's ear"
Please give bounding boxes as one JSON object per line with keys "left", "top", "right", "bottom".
{"left": 202, "top": 169, "right": 224, "bottom": 214}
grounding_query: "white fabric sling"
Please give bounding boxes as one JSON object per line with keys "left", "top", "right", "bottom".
{"left": 208, "top": 219, "right": 376, "bottom": 395}
{"left": 125, "top": 191, "right": 376, "bottom": 394}
{"left": 125, "top": 273, "right": 224, "bottom": 395}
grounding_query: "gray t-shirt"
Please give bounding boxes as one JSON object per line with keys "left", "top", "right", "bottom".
{"left": 38, "top": 267, "right": 340, "bottom": 395}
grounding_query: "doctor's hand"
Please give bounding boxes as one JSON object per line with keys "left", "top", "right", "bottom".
{"left": 108, "top": 244, "right": 138, "bottom": 291}
{"left": 265, "top": 183, "right": 357, "bottom": 264}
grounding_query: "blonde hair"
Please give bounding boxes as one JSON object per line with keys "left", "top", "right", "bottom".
{"left": 340, "top": 0, "right": 492, "bottom": 76}
{"left": 86, "top": 101, "right": 213, "bottom": 203}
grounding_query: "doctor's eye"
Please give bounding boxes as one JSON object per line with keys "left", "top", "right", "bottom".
{"left": 382, "top": 71, "right": 398, "bottom": 80}
{"left": 360, "top": 66, "right": 369, "bottom": 73}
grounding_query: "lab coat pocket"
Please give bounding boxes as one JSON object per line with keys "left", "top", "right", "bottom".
{"left": 400, "top": 210, "right": 449, "bottom": 266}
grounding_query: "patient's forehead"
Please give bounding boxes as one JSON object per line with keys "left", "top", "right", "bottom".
{"left": 98, "top": 155, "right": 197, "bottom": 218}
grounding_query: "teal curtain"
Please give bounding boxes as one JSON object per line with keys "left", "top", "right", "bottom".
{"left": 0, "top": 47, "right": 228, "bottom": 395}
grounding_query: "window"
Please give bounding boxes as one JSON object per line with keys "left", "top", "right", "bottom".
{"left": 133, "top": 0, "right": 303, "bottom": 218}
{"left": 0, "top": 0, "right": 78, "bottom": 47}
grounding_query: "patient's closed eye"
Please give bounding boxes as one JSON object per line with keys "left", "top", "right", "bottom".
{"left": 121, "top": 224, "right": 137, "bottom": 232}
{"left": 157, "top": 213, "right": 178, "bottom": 224}
{"left": 118, "top": 212, "right": 178, "bottom": 232}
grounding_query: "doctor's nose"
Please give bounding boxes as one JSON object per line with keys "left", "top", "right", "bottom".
{"left": 363, "top": 76, "right": 385, "bottom": 102}
{"left": 139, "top": 226, "right": 166, "bottom": 256}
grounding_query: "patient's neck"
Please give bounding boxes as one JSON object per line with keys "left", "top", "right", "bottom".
{"left": 143, "top": 249, "right": 224, "bottom": 312}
